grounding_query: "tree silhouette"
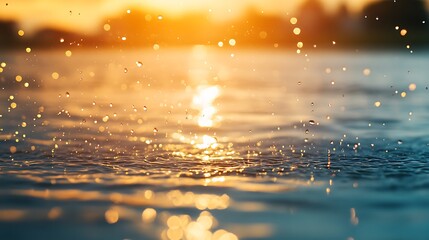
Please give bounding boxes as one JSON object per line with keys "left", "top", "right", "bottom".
{"left": 362, "top": 0, "right": 428, "bottom": 30}
{"left": 0, "top": 21, "right": 18, "bottom": 46}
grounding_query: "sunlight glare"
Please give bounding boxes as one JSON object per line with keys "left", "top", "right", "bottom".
{"left": 192, "top": 86, "right": 220, "bottom": 127}
{"left": 196, "top": 135, "right": 218, "bottom": 149}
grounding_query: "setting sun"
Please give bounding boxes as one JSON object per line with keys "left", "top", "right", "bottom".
{"left": 0, "top": 0, "right": 377, "bottom": 33}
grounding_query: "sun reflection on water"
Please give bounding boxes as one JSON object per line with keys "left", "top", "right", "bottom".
{"left": 196, "top": 135, "right": 218, "bottom": 149}
{"left": 0, "top": 48, "right": 323, "bottom": 240}
{"left": 192, "top": 85, "right": 221, "bottom": 128}
{"left": 162, "top": 211, "right": 238, "bottom": 240}
{"left": 5, "top": 176, "right": 298, "bottom": 239}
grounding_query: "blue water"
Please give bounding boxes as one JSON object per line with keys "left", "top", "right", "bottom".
{"left": 1, "top": 48, "right": 429, "bottom": 239}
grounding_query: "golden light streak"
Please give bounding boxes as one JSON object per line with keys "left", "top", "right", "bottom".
{"left": 192, "top": 86, "right": 220, "bottom": 128}
{"left": 0, "top": 210, "right": 26, "bottom": 221}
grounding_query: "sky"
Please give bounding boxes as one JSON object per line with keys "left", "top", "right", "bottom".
{"left": 0, "top": 0, "right": 399, "bottom": 34}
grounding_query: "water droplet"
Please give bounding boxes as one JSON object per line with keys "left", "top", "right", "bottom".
{"left": 52, "top": 72, "right": 60, "bottom": 80}
{"left": 153, "top": 128, "right": 158, "bottom": 134}
{"left": 66, "top": 92, "right": 70, "bottom": 98}
{"left": 15, "top": 75, "right": 22, "bottom": 82}
{"left": 363, "top": 68, "right": 371, "bottom": 76}
{"left": 304, "top": 138, "right": 309, "bottom": 142}
{"left": 305, "top": 129, "right": 309, "bottom": 134}
{"left": 143, "top": 106, "right": 148, "bottom": 111}
{"left": 229, "top": 39, "right": 236, "bottom": 46}
{"left": 397, "top": 140, "right": 403, "bottom": 144}
{"left": 259, "top": 31, "right": 267, "bottom": 39}
{"left": 124, "top": 68, "right": 128, "bottom": 73}
{"left": 136, "top": 61, "right": 143, "bottom": 67}
{"left": 374, "top": 101, "right": 381, "bottom": 107}
{"left": 103, "top": 24, "right": 111, "bottom": 31}
{"left": 293, "top": 27, "right": 301, "bottom": 35}
{"left": 309, "top": 120, "right": 315, "bottom": 125}
{"left": 10, "top": 146, "right": 17, "bottom": 154}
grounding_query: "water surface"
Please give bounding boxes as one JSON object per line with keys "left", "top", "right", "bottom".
{"left": 1, "top": 47, "right": 429, "bottom": 239}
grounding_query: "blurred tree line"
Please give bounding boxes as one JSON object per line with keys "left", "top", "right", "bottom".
{"left": 0, "top": 0, "right": 428, "bottom": 49}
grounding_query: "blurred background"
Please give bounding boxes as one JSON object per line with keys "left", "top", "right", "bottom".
{"left": 1, "top": 0, "right": 428, "bottom": 49}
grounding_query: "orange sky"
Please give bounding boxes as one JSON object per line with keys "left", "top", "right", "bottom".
{"left": 0, "top": 0, "right": 387, "bottom": 34}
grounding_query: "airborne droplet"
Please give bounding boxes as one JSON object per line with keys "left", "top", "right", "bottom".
{"left": 374, "top": 101, "right": 381, "bottom": 107}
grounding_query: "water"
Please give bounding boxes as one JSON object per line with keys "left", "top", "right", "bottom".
{"left": 1, "top": 47, "right": 429, "bottom": 240}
